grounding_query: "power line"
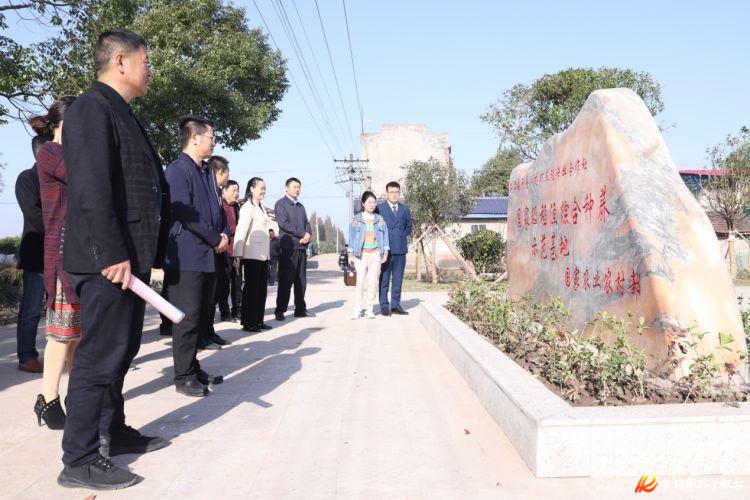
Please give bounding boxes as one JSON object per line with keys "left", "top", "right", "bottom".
{"left": 252, "top": 0, "right": 335, "bottom": 158}
{"left": 290, "top": 0, "right": 349, "bottom": 146}
{"left": 313, "top": 0, "right": 357, "bottom": 154}
{"left": 341, "top": 0, "right": 363, "bottom": 135}
{"left": 271, "top": 0, "right": 344, "bottom": 156}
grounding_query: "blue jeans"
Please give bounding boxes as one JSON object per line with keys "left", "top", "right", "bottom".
{"left": 16, "top": 270, "right": 44, "bottom": 362}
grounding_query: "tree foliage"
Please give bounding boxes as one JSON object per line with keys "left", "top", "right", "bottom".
{"left": 3, "top": 0, "right": 288, "bottom": 162}
{"left": 0, "top": 1, "right": 84, "bottom": 123}
{"left": 481, "top": 67, "right": 664, "bottom": 160}
{"left": 469, "top": 147, "right": 521, "bottom": 197}
{"left": 402, "top": 158, "right": 471, "bottom": 231}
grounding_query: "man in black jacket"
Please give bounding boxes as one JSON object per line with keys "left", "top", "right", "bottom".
{"left": 274, "top": 177, "right": 313, "bottom": 321}
{"left": 58, "top": 30, "right": 170, "bottom": 490}
{"left": 14, "top": 136, "right": 47, "bottom": 373}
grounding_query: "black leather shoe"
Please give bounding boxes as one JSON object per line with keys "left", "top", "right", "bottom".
{"left": 197, "top": 369, "right": 223, "bottom": 385}
{"left": 57, "top": 455, "right": 141, "bottom": 490}
{"left": 211, "top": 333, "right": 230, "bottom": 346}
{"left": 294, "top": 311, "right": 315, "bottom": 317}
{"left": 243, "top": 324, "right": 261, "bottom": 333}
{"left": 275, "top": 312, "right": 285, "bottom": 321}
{"left": 391, "top": 306, "right": 409, "bottom": 315}
{"left": 110, "top": 425, "right": 169, "bottom": 456}
{"left": 258, "top": 323, "right": 272, "bottom": 330}
{"left": 197, "top": 338, "right": 222, "bottom": 351}
{"left": 380, "top": 307, "right": 391, "bottom": 316}
{"left": 175, "top": 380, "right": 209, "bottom": 397}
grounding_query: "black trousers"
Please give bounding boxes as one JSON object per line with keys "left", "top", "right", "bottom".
{"left": 62, "top": 272, "right": 149, "bottom": 467}
{"left": 200, "top": 255, "right": 223, "bottom": 342}
{"left": 216, "top": 256, "right": 242, "bottom": 317}
{"left": 165, "top": 270, "right": 216, "bottom": 383}
{"left": 275, "top": 248, "right": 307, "bottom": 314}
{"left": 268, "top": 256, "right": 278, "bottom": 285}
{"left": 241, "top": 259, "right": 269, "bottom": 326}
{"left": 159, "top": 279, "right": 172, "bottom": 336}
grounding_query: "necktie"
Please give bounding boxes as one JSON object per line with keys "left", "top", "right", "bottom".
{"left": 392, "top": 205, "right": 397, "bottom": 215}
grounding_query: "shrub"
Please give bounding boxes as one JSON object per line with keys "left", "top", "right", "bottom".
{"left": 448, "top": 280, "right": 650, "bottom": 404}
{"left": 456, "top": 229, "right": 505, "bottom": 274}
{"left": 0, "top": 236, "right": 21, "bottom": 257}
{"left": 737, "top": 269, "right": 750, "bottom": 280}
{"left": 0, "top": 263, "right": 23, "bottom": 308}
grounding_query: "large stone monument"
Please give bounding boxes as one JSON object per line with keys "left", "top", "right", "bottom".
{"left": 507, "top": 88, "right": 746, "bottom": 378}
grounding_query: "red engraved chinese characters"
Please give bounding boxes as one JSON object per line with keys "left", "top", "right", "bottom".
{"left": 629, "top": 270, "right": 641, "bottom": 296}
{"left": 598, "top": 185, "right": 611, "bottom": 223}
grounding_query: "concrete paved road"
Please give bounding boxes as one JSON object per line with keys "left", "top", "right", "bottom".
{"left": 0, "top": 254, "right": 747, "bottom": 498}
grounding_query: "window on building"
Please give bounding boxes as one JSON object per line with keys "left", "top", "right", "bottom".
{"left": 471, "top": 224, "right": 487, "bottom": 233}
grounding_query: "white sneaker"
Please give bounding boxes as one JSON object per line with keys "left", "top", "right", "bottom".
{"left": 364, "top": 309, "right": 376, "bottom": 319}
{"left": 351, "top": 310, "right": 362, "bottom": 320}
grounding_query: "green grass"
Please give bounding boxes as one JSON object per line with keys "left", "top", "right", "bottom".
{"left": 401, "top": 275, "right": 457, "bottom": 292}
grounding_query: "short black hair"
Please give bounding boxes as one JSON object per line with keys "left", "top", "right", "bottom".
{"left": 178, "top": 116, "right": 214, "bottom": 149}
{"left": 94, "top": 29, "right": 147, "bottom": 75}
{"left": 385, "top": 181, "right": 401, "bottom": 191}
{"left": 224, "top": 179, "right": 238, "bottom": 189}
{"left": 360, "top": 190, "right": 377, "bottom": 206}
{"left": 285, "top": 177, "right": 301, "bottom": 187}
{"left": 207, "top": 155, "right": 229, "bottom": 172}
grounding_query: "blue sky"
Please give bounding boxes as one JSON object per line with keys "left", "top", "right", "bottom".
{"left": 1, "top": 0, "right": 748, "bottom": 237}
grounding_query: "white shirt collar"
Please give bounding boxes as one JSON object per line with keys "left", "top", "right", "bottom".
{"left": 286, "top": 195, "right": 298, "bottom": 205}
{"left": 388, "top": 201, "right": 398, "bottom": 211}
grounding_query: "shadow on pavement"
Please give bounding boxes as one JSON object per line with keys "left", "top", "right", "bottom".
{"left": 119, "top": 327, "right": 322, "bottom": 460}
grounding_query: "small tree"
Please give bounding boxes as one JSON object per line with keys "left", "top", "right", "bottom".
{"left": 457, "top": 229, "right": 505, "bottom": 274}
{"left": 702, "top": 127, "right": 750, "bottom": 278}
{"left": 322, "top": 216, "right": 335, "bottom": 243}
{"left": 481, "top": 67, "right": 664, "bottom": 161}
{"left": 403, "top": 158, "right": 471, "bottom": 283}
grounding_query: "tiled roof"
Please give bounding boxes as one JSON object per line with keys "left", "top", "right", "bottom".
{"left": 707, "top": 212, "right": 750, "bottom": 234}
{"left": 467, "top": 196, "right": 508, "bottom": 216}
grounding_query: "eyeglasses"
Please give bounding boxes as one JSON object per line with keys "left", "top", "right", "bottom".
{"left": 197, "top": 133, "right": 216, "bottom": 144}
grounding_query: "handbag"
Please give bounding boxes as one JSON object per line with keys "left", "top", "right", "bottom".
{"left": 344, "top": 265, "right": 357, "bottom": 286}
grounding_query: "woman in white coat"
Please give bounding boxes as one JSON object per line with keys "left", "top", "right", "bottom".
{"left": 233, "top": 177, "right": 273, "bottom": 332}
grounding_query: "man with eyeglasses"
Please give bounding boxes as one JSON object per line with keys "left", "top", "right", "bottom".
{"left": 163, "top": 116, "right": 227, "bottom": 398}
{"left": 375, "top": 181, "right": 413, "bottom": 315}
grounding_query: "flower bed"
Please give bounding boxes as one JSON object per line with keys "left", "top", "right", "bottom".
{"left": 447, "top": 280, "right": 749, "bottom": 406}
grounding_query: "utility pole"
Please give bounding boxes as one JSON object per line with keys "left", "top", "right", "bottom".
{"left": 334, "top": 153, "right": 369, "bottom": 223}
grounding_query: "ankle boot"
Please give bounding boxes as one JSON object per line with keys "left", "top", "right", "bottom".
{"left": 34, "top": 394, "right": 66, "bottom": 430}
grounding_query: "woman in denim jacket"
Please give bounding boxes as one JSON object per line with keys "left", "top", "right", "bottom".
{"left": 348, "top": 191, "right": 389, "bottom": 319}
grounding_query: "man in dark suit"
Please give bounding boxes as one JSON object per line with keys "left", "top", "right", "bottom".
{"left": 164, "top": 117, "right": 227, "bottom": 396}
{"left": 59, "top": 30, "right": 170, "bottom": 490}
{"left": 274, "top": 177, "right": 313, "bottom": 321}
{"left": 376, "top": 181, "right": 413, "bottom": 315}
{"left": 14, "top": 136, "right": 48, "bottom": 373}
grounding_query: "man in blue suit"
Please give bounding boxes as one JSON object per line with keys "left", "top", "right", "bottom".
{"left": 375, "top": 181, "right": 413, "bottom": 315}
